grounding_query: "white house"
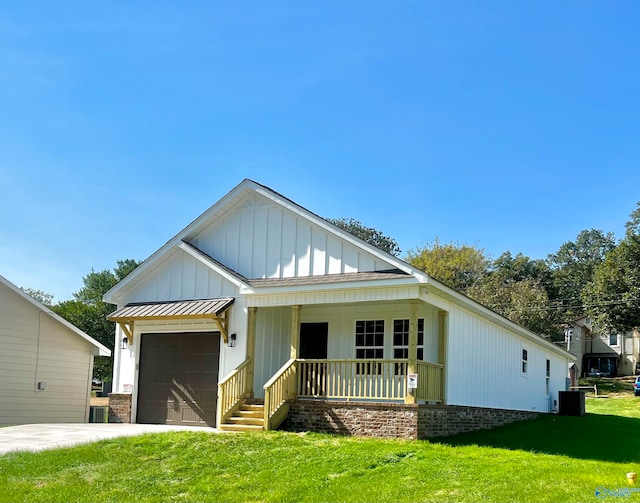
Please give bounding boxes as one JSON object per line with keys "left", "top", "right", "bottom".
{"left": 0, "top": 274, "right": 111, "bottom": 425}
{"left": 104, "top": 179, "right": 574, "bottom": 438}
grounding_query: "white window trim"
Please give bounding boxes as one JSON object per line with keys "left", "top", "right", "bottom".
{"left": 521, "top": 347, "right": 529, "bottom": 377}
{"left": 354, "top": 319, "right": 385, "bottom": 359}
{"left": 392, "top": 318, "right": 425, "bottom": 361}
{"left": 545, "top": 358, "right": 551, "bottom": 396}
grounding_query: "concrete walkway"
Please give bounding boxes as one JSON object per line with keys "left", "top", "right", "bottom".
{"left": 0, "top": 423, "right": 219, "bottom": 455}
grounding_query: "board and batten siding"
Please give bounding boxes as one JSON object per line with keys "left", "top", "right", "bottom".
{"left": 0, "top": 284, "right": 93, "bottom": 424}
{"left": 190, "top": 192, "right": 391, "bottom": 280}
{"left": 253, "top": 306, "right": 293, "bottom": 397}
{"left": 446, "top": 304, "right": 568, "bottom": 413}
{"left": 252, "top": 301, "right": 441, "bottom": 398}
{"left": 126, "top": 249, "right": 239, "bottom": 303}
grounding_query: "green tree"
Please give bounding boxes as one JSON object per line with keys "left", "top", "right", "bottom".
{"left": 583, "top": 205, "right": 640, "bottom": 331}
{"left": 21, "top": 288, "right": 54, "bottom": 306}
{"left": 467, "top": 252, "right": 561, "bottom": 339}
{"left": 492, "top": 252, "right": 552, "bottom": 286}
{"left": 74, "top": 259, "right": 140, "bottom": 305}
{"left": 405, "top": 239, "right": 489, "bottom": 292}
{"left": 467, "top": 276, "right": 555, "bottom": 337}
{"left": 53, "top": 300, "right": 115, "bottom": 381}
{"left": 328, "top": 217, "right": 401, "bottom": 257}
{"left": 548, "top": 229, "right": 616, "bottom": 319}
{"left": 52, "top": 259, "right": 141, "bottom": 381}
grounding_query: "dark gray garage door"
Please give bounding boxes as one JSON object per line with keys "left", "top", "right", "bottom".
{"left": 137, "top": 332, "right": 220, "bottom": 426}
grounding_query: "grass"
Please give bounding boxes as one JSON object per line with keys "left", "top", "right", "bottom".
{"left": 579, "top": 375, "right": 636, "bottom": 396}
{"left": 2, "top": 386, "right": 640, "bottom": 502}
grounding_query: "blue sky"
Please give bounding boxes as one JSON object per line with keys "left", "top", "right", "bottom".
{"left": 1, "top": 2, "right": 639, "bottom": 302}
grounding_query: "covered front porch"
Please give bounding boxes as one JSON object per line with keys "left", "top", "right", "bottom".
{"left": 217, "top": 299, "right": 448, "bottom": 431}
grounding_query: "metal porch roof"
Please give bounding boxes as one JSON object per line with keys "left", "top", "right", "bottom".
{"left": 108, "top": 297, "right": 234, "bottom": 321}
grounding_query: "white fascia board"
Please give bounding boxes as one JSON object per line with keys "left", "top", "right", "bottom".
{"left": 102, "top": 245, "right": 180, "bottom": 305}
{"left": 0, "top": 275, "right": 111, "bottom": 357}
{"left": 427, "top": 276, "right": 576, "bottom": 361}
{"left": 103, "top": 180, "right": 257, "bottom": 304}
{"left": 418, "top": 287, "right": 451, "bottom": 312}
{"left": 178, "top": 241, "right": 254, "bottom": 293}
{"left": 104, "top": 178, "right": 430, "bottom": 303}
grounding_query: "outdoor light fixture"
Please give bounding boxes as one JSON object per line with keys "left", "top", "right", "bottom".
{"left": 120, "top": 336, "right": 128, "bottom": 350}
{"left": 229, "top": 333, "right": 237, "bottom": 348}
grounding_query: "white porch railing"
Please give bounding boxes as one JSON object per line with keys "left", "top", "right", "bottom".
{"left": 415, "top": 361, "right": 444, "bottom": 402}
{"left": 298, "top": 359, "right": 408, "bottom": 400}
{"left": 260, "top": 358, "right": 444, "bottom": 430}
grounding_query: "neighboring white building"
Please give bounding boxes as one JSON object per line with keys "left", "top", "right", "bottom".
{"left": 104, "top": 179, "right": 574, "bottom": 438}
{"left": 564, "top": 315, "right": 640, "bottom": 378}
{"left": 0, "top": 274, "right": 111, "bottom": 425}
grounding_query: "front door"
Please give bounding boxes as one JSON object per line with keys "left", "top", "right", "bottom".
{"left": 299, "top": 323, "right": 328, "bottom": 396}
{"left": 300, "top": 322, "right": 328, "bottom": 358}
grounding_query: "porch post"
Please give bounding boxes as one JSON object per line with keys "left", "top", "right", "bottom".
{"left": 405, "top": 300, "right": 419, "bottom": 404}
{"left": 290, "top": 305, "right": 302, "bottom": 360}
{"left": 246, "top": 306, "right": 257, "bottom": 398}
{"left": 290, "top": 305, "right": 302, "bottom": 398}
{"left": 438, "top": 310, "right": 447, "bottom": 404}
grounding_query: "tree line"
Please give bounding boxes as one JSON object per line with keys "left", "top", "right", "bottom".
{"left": 330, "top": 206, "right": 640, "bottom": 342}
{"left": 24, "top": 207, "right": 640, "bottom": 381}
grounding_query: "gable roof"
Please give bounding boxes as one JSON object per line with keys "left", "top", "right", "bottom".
{"left": 103, "top": 178, "right": 424, "bottom": 304}
{"left": 100, "top": 179, "right": 573, "bottom": 361}
{"left": 0, "top": 274, "right": 111, "bottom": 357}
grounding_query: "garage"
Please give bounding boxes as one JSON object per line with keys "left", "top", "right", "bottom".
{"left": 137, "top": 332, "right": 220, "bottom": 426}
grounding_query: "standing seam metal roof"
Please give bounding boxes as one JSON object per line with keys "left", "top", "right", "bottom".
{"left": 108, "top": 298, "right": 234, "bottom": 320}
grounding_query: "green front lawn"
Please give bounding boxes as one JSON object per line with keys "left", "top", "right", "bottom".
{"left": 1, "top": 395, "right": 640, "bottom": 502}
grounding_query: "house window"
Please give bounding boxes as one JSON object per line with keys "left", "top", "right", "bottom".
{"left": 522, "top": 349, "right": 528, "bottom": 374}
{"left": 355, "top": 320, "right": 384, "bottom": 374}
{"left": 546, "top": 359, "right": 551, "bottom": 396}
{"left": 566, "top": 329, "right": 573, "bottom": 344}
{"left": 392, "top": 319, "right": 425, "bottom": 360}
{"left": 609, "top": 334, "right": 618, "bottom": 346}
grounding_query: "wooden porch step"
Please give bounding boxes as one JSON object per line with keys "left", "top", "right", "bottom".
{"left": 238, "top": 404, "right": 264, "bottom": 412}
{"left": 218, "top": 423, "right": 264, "bottom": 432}
{"left": 219, "top": 403, "right": 265, "bottom": 432}
{"left": 227, "top": 415, "right": 264, "bottom": 426}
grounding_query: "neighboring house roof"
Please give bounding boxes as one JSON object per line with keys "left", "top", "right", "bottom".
{"left": 585, "top": 352, "right": 619, "bottom": 358}
{"left": 0, "top": 274, "right": 111, "bottom": 357}
{"left": 103, "top": 179, "right": 574, "bottom": 361}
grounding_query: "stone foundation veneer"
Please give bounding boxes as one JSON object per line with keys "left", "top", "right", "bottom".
{"left": 108, "top": 393, "right": 132, "bottom": 423}
{"left": 284, "top": 400, "right": 538, "bottom": 439}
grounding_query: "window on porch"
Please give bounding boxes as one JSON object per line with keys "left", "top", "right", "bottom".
{"left": 393, "top": 318, "right": 424, "bottom": 360}
{"left": 355, "top": 320, "right": 384, "bottom": 374}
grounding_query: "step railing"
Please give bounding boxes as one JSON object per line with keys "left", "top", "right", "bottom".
{"left": 263, "top": 359, "right": 297, "bottom": 430}
{"left": 216, "top": 358, "right": 252, "bottom": 426}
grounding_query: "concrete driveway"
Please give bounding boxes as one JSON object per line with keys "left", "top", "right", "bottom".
{"left": 0, "top": 423, "right": 218, "bottom": 455}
